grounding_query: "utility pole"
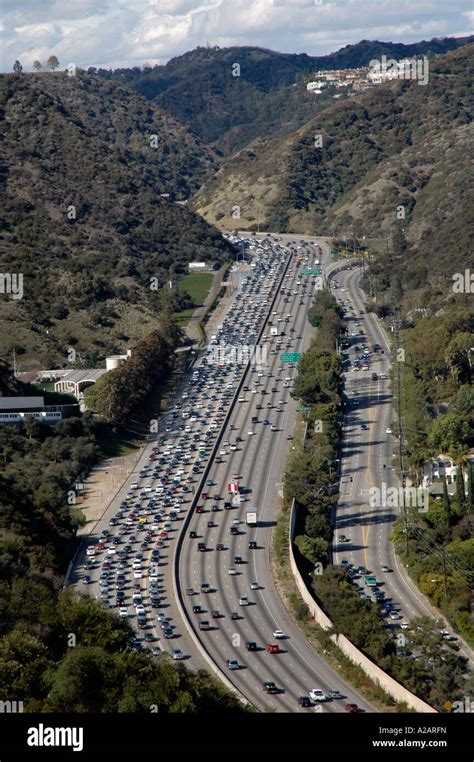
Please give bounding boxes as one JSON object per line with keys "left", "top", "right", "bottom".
{"left": 441, "top": 547, "right": 448, "bottom": 599}
{"left": 394, "top": 316, "right": 408, "bottom": 556}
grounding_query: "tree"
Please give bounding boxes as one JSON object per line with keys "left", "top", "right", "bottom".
{"left": 455, "top": 464, "right": 466, "bottom": 515}
{"left": 294, "top": 534, "right": 327, "bottom": 565}
{"left": 33, "top": 60, "right": 42, "bottom": 71}
{"left": 46, "top": 55, "right": 60, "bottom": 71}
{"left": 442, "top": 476, "right": 450, "bottom": 513}
{"left": 12, "top": 60, "right": 22, "bottom": 74}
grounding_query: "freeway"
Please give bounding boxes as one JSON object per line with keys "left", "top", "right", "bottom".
{"left": 69, "top": 238, "right": 291, "bottom": 669}
{"left": 329, "top": 264, "right": 472, "bottom": 665}
{"left": 177, "top": 239, "right": 374, "bottom": 712}
{"left": 69, "top": 233, "right": 374, "bottom": 712}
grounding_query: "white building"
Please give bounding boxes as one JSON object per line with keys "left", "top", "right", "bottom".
{"left": 188, "top": 262, "right": 208, "bottom": 271}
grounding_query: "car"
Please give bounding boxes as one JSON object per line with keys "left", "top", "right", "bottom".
{"left": 172, "top": 649, "right": 184, "bottom": 660}
{"left": 309, "top": 689, "right": 327, "bottom": 702}
{"left": 82, "top": 575, "right": 90, "bottom": 584}
{"left": 266, "top": 644, "right": 280, "bottom": 654}
{"left": 273, "top": 630, "right": 286, "bottom": 639}
{"left": 118, "top": 607, "right": 128, "bottom": 617}
{"left": 227, "top": 659, "right": 240, "bottom": 670}
{"left": 239, "top": 595, "right": 248, "bottom": 606}
{"left": 185, "top": 588, "right": 195, "bottom": 596}
{"left": 400, "top": 621, "right": 410, "bottom": 630}
{"left": 328, "top": 690, "right": 343, "bottom": 700}
{"left": 250, "top": 581, "right": 259, "bottom": 590}
{"left": 230, "top": 612, "right": 240, "bottom": 620}
{"left": 201, "top": 583, "right": 211, "bottom": 593}
{"left": 163, "top": 628, "right": 174, "bottom": 639}
{"left": 381, "top": 565, "right": 391, "bottom": 573}
{"left": 144, "top": 632, "right": 154, "bottom": 642}
{"left": 245, "top": 641, "right": 258, "bottom": 651}
{"left": 249, "top": 540, "right": 258, "bottom": 549}
{"left": 298, "top": 696, "right": 312, "bottom": 708}
{"left": 262, "top": 681, "right": 279, "bottom": 694}
{"left": 389, "top": 612, "right": 400, "bottom": 620}
{"left": 345, "top": 703, "right": 362, "bottom": 713}
{"left": 228, "top": 567, "right": 237, "bottom": 575}
{"left": 211, "top": 610, "right": 220, "bottom": 619}
{"left": 189, "top": 530, "right": 198, "bottom": 539}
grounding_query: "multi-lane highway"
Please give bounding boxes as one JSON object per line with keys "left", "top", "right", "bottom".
{"left": 69, "top": 233, "right": 373, "bottom": 712}
{"left": 177, "top": 241, "right": 373, "bottom": 712}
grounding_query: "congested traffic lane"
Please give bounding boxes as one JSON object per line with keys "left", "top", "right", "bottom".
{"left": 69, "top": 239, "right": 292, "bottom": 666}
{"left": 179, "top": 242, "right": 374, "bottom": 712}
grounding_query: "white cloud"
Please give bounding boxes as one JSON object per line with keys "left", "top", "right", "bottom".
{"left": 1, "top": 0, "right": 472, "bottom": 71}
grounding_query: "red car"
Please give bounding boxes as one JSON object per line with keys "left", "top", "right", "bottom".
{"left": 159, "top": 531, "right": 168, "bottom": 539}
{"left": 266, "top": 644, "right": 280, "bottom": 654}
{"left": 345, "top": 704, "right": 361, "bottom": 713}
{"left": 196, "top": 506, "right": 204, "bottom": 514}
{"left": 201, "top": 492, "right": 209, "bottom": 500}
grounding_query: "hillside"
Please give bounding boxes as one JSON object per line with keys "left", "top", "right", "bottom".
{"left": 92, "top": 37, "right": 473, "bottom": 155}
{"left": 192, "top": 45, "right": 473, "bottom": 296}
{"left": 0, "top": 72, "right": 234, "bottom": 369}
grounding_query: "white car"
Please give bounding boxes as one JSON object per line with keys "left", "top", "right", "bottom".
{"left": 134, "top": 570, "right": 142, "bottom": 579}
{"left": 119, "top": 607, "right": 128, "bottom": 617}
{"left": 250, "top": 581, "right": 259, "bottom": 590}
{"left": 309, "top": 689, "right": 327, "bottom": 702}
{"left": 400, "top": 621, "right": 410, "bottom": 630}
{"left": 135, "top": 605, "right": 145, "bottom": 615}
{"left": 239, "top": 595, "right": 248, "bottom": 606}
{"left": 228, "top": 567, "right": 237, "bottom": 575}
{"left": 381, "top": 565, "right": 391, "bottom": 572}
{"left": 273, "top": 630, "right": 286, "bottom": 639}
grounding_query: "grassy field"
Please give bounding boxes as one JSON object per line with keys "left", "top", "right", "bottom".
{"left": 174, "top": 271, "right": 214, "bottom": 327}
{"left": 178, "top": 272, "right": 213, "bottom": 304}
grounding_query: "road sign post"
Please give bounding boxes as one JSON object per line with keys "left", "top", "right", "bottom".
{"left": 281, "top": 352, "right": 302, "bottom": 363}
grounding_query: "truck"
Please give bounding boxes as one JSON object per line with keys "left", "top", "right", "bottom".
{"left": 246, "top": 511, "right": 257, "bottom": 526}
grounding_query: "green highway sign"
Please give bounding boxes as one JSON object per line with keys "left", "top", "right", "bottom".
{"left": 282, "top": 352, "right": 302, "bottom": 363}
{"left": 297, "top": 406, "right": 311, "bottom": 413}
{"left": 300, "top": 268, "right": 322, "bottom": 276}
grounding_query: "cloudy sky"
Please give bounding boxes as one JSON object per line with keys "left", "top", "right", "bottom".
{"left": 2, "top": 0, "right": 472, "bottom": 72}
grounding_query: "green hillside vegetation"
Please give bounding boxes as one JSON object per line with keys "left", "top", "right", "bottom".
{"left": 383, "top": 307, "right": 474, "bottom": 643}
{"left": 0, "top": 71, "right": 234, "bottom": 368}
{"left": 93, "top": 37, "right": 472, "bottom": 155}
